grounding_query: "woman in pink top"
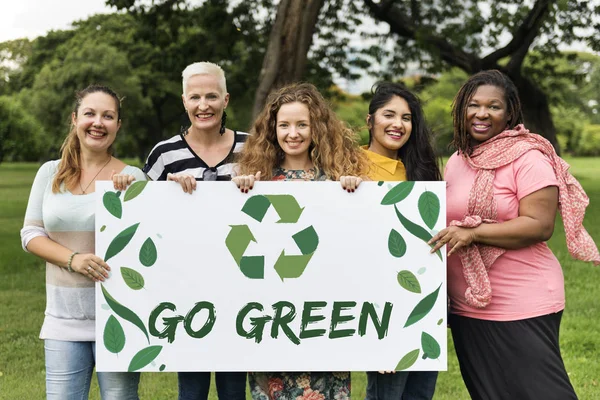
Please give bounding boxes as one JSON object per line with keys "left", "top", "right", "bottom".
{"left": 429, "top": 70, "right": 599, "bottom": 400}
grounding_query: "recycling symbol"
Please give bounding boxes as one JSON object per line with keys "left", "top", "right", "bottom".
{"left": 225, "top": 194, "right": 319, "bottom": 280}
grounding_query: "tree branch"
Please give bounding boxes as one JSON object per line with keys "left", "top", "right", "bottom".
{"left": 363, "top": 0, "right": 481, "bottom": 73}
{"left": 482, "top": 0, "right": 552, "bottom": 70}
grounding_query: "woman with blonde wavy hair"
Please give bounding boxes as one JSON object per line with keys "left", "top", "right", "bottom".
{"left": 234, "top": 82, "right": 367, "bottom": 400}
{"left": 21, "top": 84, "right": 144, "bottom": 399}
{"left": 234, "top": 82, "right": 368, "bottom": 190}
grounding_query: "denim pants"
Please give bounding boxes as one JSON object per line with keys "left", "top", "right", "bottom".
{"left": 178, "top": 372, "right": 247, "bottom": 400}
{"left": 44, "top": 339, "right": 140, "bottom": 400}
{"left": 365, "top": 371, "right": 438, "bottom": 400}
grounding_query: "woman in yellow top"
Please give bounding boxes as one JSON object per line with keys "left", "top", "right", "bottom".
{"left": 363, "top": 82, "right": 442, "bottom": 400}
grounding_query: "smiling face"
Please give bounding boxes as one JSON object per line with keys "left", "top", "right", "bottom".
{"left": 182, "top": 74, "right": 230, "bottom": 133}
{"left": 72, "top": 92, "right": 120, "bottom": 153}
{"left": 466, "top": 84, "right": 510, "bottom": 144}
{"left": 276, "top": 102, "right": 312, "bottom": 166}
{"left": 368, "top": 95, "right": 412, "bottom": 159}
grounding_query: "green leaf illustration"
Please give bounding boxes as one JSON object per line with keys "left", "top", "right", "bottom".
{"left": 437, "top": 318, "right": 444, "bottom": 326}
{"left": 418, "top": 191, "right": 440, "bottom": 230}
{"left": 100, "top": 225, "right": 106, "bottom": 232}
{"left": 101, "top": 284, "right": 149, "bottom": 342}
{"left": 388, "top": 229, "right": 407, "bottom": 258}
{"left": 377, "top": 181, "right": 384, "bottom": 186}
{"left": 396, "top": 349, "right": 420, "bottom": 371}
{"left": 103, "top": 191, "right": 122, "bottom": 219}
{"left": 123, "top": 181, "right": 148, "bottom": 202}
{"left": 421, "top": 332, "right": 441, "bottom": 359}
{"left": 128, "top": 345, "right": 163, "bottom": 372}
{"left": 139, "top": 237, "right": 157, "bottom": 267}
{"left": 104, "top": 223, "right": 139, "bottom": 262}
{"left": 121, "top": 267, "right": 145, "bottom": 290}
{"left": 159, "top": 364, "right": 166, "bottom": 371}
{"left": 397, "top": 270, "right": 421, "bottom": 293}
{"left": 103, "top": 315, "right": 125, "bottom": 354}
{"left": 394, "top": 205, "right": 442, "bottom": 261}
{"left": 404, "top": 283, "right": 442, "bottom": 328}
{"left": 381, "top": 181, "right": 415, "bottom": 205}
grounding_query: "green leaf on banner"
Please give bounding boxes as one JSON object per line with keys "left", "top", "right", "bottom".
{"left": 103, "top": 315, "right": 125, "bottom": 354}
{"left": 101, "top": 284, "right": 149, "bottom": 342}
{"left": 381, "top": 181, "right": 415, "bottom": 205}
{"left": 397, "top": 270, "right": 421, "bottom": 293}
{"left": 394, "top": 206, "right": 442, "bottom": 261}
{"left": 104, "top": 223, "right": 140, "bottom": 262}
{"left": 139, "top": 237, "right": 157, "bottom": 267}
{"left": 421, "top": 332, "right": 441, "bottom": 359}
{"left": 100, "top": 225, "right": 106, "bottom": 232}
{"left": 128, "top": 345, "right": 163, "bottom": 372}
{"left": 418, "top": 191, "right": 440, "bottom": 230}
{"left": 396, "top": 349, "right": 420, "bottom": 371}
{"left": 159, "top": 364, "right": 166, "bottom": 371}
{"left": 404, "top": 283, "right": 442, "bottom": 327}
{"left": 121, "top": 267, "right": 145, "bottom": 290}
{"left": 123, "top": 181, "right": 148, "bottom": 202}
{"left": 388, "top": 229, "right": 407, "bottom": 257}
{"left": 103, "top": 191, "right": 122, "bottom": 219}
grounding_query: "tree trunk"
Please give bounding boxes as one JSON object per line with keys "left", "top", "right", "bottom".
{"left": 508, "top": 72, "right": 560, "bottom": 152}
{"left": 251, "top": 0, "right": 325, "bottom": 121}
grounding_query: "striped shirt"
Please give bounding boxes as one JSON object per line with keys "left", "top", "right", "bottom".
{"left": 143, "top": 131, "right": 249, "bottom": 181}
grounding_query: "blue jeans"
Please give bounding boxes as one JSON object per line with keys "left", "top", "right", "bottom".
{"left": 178, "top": 372, "right": 247, "bottom": 400}
{"left": 365, "top": 371, "right": 438, "bottom": 400}
{"left": 45, "top": 339, "right": 140, "bottom": 400}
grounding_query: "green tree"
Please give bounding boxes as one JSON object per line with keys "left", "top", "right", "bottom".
{"left": 0, "top": 95, "right": 48, "bottom": 162}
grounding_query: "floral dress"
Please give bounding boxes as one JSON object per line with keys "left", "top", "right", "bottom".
{"left": 248, "top": 166, "right": 349, "bottom": 400}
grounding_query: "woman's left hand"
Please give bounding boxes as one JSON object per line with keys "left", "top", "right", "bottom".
{"left": 340, "top": 176, "right": 363, "bottom": 192}
{"left": 111, "top": 170, "right": 136, "bottom": 191}
{"left": 428, "top": 226, "right": 476, "bottom": 257}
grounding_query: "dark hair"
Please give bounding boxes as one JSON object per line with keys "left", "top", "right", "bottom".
{"left": 451, "top": 70, "right": 523, "bottom": 155}
{"left": 368, "top": 82, "right": 442, "bottom": 181}
{"left": 52, "top": 84, "right": 122, "bottom": 193}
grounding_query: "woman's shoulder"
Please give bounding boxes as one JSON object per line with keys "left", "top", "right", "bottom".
{"left": 147, "top": 134, "right": 186, "bottom": 156}
{"left": 37, "top": 159, "right": 61, "bottom": 176}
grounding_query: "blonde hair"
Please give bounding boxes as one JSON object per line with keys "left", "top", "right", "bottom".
{"left": 182, "top": 62, "right": 227, "bottom": 95}
{"left": 52, "top": 85, "right": 121, "bottom": 193}
{"left": 238, "top": 82, "right": 368, "bottom": 180}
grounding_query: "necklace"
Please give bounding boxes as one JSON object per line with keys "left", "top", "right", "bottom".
{"left": 79, "top": 156, "right": 112, "bottom": 194}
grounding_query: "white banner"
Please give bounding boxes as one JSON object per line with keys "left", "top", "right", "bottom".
{"left": 95, "top": 181, "right": 447, "bottom": 372}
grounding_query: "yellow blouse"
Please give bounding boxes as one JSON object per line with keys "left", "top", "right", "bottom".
{"left": 362, "top": 146, "right": 407, "bottom": 181}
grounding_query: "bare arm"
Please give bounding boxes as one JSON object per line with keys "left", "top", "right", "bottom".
{"left": 430, "top": 186, "right": 558, "bottom": 255}
{"left": 26, "top": 237, "right": 110, "bottom": 281}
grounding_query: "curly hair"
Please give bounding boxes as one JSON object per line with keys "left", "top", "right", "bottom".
{"left": 367, "top": 82, "right": 442, "bottom": 181}
{"left": 451, "top": 70, "right": 523, "bottom": 155}
{"left": 238, "top": 82, "right": 368, "bottom": 180}
{"left": 52, "top": 84, "right": 121, "bottom": 193}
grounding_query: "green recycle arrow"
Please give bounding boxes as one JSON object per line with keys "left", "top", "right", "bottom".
{"left": 242, "top": 195, "right": 305, "bottom": 223}
{"left": 225, "top": 195, "right": 319, "bottom": 280}
{"left": 225, "top": 225, "right": 264, "bottom": 279}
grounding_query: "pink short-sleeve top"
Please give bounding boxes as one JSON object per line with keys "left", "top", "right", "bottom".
{"left": 445, "top": 149, "right": 564, "bottom": 321}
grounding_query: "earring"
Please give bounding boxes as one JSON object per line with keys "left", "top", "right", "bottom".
{"left": 220, "top": 110, "right": 227, "bottom": 135}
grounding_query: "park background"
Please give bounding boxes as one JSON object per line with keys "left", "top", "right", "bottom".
{"left": 0, "top": 0, "right": 599, "bottom": 398}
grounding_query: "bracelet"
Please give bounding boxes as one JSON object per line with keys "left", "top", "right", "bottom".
{"left": 67, "top": 252, "right": 79, "bottom": 273}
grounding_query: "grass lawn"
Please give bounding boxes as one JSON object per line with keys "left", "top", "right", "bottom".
{"left": 1, "top": 159, "right": 599, "bottom": 399}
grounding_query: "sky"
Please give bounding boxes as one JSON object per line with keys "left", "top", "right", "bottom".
{"left": 0, "top": 0, "right": 113, "bottom": 43}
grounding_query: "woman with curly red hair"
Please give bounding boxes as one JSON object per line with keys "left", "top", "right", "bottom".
{"left": 234, "top": 82, "right": 368, "bottom": 399}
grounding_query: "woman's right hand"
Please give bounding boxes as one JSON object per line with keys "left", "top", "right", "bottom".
{"left": 232, "top": 171, "right": 261, "bottom": 193}
{"left": 167, "top": 173, "right": 197, "bottom": 194}
{"left": 70, "top": 253, "right": 110, "bottom": 282}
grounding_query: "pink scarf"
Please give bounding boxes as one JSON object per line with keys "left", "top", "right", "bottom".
{"left": 452, "top": 124, "right": 600, "bottom": 308}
